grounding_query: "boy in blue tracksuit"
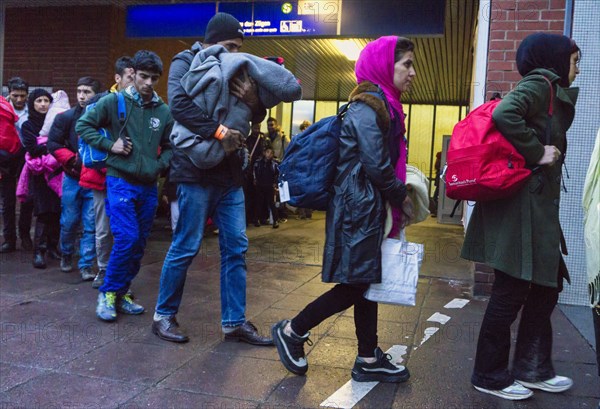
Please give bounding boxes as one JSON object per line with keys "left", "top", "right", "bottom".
{"left": 77, "top": 50, "right": 173, "bottom": 321}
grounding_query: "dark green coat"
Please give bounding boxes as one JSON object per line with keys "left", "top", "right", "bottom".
{"left": 461, "top": 68, "right": 578, "bottom": 287}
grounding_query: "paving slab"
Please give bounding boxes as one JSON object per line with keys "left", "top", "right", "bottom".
{"left": 158, "top": 352, "right": 285, "bottom": 401}
{"left": 0, "top": 372, "right": 144, "bottom": 408}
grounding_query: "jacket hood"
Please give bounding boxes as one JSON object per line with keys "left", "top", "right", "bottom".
{"left": 123, "top": 85, "right": 165, "bottom": 108}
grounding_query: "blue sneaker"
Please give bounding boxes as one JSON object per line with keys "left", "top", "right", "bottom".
{"left": 117, "top": 294, "right": 145, "bottom": 315}
{"left": 96, "top": 292, "right": 117, "bottom": 322}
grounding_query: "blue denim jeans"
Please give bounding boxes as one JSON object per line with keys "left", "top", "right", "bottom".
{"left": 100, "top": 176, "right": 157, "bottom": 294}
{"left": 155, "top": 183, "right": 248, "bottom": 326}
{"left": 60, "top": 174, "right": 96, "bottom": 269}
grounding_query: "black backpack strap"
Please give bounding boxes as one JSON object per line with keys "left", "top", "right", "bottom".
{"left": 333, "top": 91, "right": 387, "bottom": 187}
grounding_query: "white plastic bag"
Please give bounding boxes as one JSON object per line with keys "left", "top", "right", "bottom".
{"left": 364, "top": 238, "right": 423, "bottom": 306}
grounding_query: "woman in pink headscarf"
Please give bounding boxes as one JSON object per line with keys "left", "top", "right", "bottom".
{"left": 272, "top": 36, "right": 416, "bottom": 381}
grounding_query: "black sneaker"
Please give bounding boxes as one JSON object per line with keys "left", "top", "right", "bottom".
{"left": 60, "top": 255, "right": 73, "bottom": 272}
{"left": 272, "top": 319, "right": 312, "bottom": 375}
{"left": 351, "top": 347, "right": 410, "bottom": 383}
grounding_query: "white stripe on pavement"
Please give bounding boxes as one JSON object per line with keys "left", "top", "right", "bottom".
{"left": 413, "top": 327, "right": 439, "bottom": 350}
{"left": 427, "top": 312, "right": 451, "bottom": 324}
{"left": 444, "top": 298, "right": 470, "bottom": 309}
{"left": 320, "top": 296, "right": 469, "bottom": 407}
{"left": 320, "top": 345, "right": 407, "bottom": 409}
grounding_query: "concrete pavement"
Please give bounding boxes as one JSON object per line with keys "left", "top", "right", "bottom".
{"left": 0, "top": 213, "right": 598, "bottom": 408}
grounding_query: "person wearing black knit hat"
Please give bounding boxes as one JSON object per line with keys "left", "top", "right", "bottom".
{"left": 152, "top": 12, "right": 272, "bottom": 346}
{"left": 20, "top": 89, "right": 62, "bottom": 269}
{"left": 204, "top": 12, "right": 245, "bottom": 46}
{"left": 463, "top": 32, "right": 581, "bottom": 400}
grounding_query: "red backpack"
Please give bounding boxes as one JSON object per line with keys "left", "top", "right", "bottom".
{"left": 444, "top": 76, "right": 554, "bottom": 201}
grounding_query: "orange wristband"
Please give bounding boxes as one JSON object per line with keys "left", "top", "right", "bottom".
{"left": 214, "top": 124, "right": 228, "bottom": 140}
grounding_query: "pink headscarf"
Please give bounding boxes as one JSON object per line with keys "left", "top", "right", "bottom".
{"left": 355, "top": 36, "right": 409, "bottom": 237}
{"left": 355, "top": 36, "right": 404, "bottom": 121}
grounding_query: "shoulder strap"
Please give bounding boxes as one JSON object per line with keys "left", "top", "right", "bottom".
{"left": 116, "top": 92, "right": 126, "bottom": 124}
{"left": 333, "top": 91, "right": 387, "bottom": 187}
{"left": 534, "top": 75, "right": 554, "bottom": 145}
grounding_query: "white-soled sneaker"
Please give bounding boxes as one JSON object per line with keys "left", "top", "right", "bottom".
{"left": 473, "top": 382, "right": 533, "bottom": 400}
{"left": 516, "top": 375, "right": 573, "bottom": 393}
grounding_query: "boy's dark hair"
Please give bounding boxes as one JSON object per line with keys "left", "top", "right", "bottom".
{"left": 7, "top": 77, "right": 28, "bottom": 92}
{"left": 267, "top": 117, "right": 277, "bottom": 123}
{"left": 115, "top": 56, "right": 134, "bottom": 76}
{"left": 132, "top": 50, "right": 163, "bottom": 75}
{"left": 77, "top": 76, "right": 102, "bottom": 94}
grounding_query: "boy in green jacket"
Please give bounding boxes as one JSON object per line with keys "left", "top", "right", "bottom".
{"left": 77, "top": 50, "right": 173, "bottom": 322}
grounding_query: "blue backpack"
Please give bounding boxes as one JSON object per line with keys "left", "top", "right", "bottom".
{"left": 278, "top": 103, "right": 354, "bottom": 211}
{"left": 79, "top": 92, "right": 126, "bottom": 169}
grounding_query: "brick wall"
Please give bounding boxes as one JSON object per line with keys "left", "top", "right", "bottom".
{"left": 3, "top": 5, "right": 188, "bottom": 102}
{"left": 474, "top": 0, "right": 568, "bottom": 296}
{"left": 485, "top": 0, "right": 567, "bottom": 100}
{"left": 4, "top": 6, "right": 113, "bottom": 97}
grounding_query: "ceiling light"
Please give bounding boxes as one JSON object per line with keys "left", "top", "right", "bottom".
{"left": 333, "top": 40, "right": 363, "bottom": 61}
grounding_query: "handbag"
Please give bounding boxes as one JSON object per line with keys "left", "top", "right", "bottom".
{"left": 364, "top": 238, "right": 423, "bottom": 306}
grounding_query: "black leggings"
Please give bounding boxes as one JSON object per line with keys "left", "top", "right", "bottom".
{"left": 291, "top": 283, "right": 378, "bottom": 357}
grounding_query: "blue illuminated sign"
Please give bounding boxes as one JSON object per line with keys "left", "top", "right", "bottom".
{"left": 126, "top": 3, "right": 216, "bottom": 38}
{"left": 240, "top": 2, "right": 338, "bottom": 37}
{"left": 126, "top": 1, "right": 443, "bottom": 39}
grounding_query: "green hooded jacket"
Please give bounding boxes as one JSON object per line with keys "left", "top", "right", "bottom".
{"left": 461, "top": 68, "right": 578, "bottom": 287}
{"left": 76, "top": 87, "right": 173, "bottom": 186}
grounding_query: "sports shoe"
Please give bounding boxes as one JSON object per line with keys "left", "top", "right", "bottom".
{"left": 516, "top": 375, "right": 573, "bottom": 393}
{"left": 473, "top": 382, "right": 533, "bottom": 400}
{"left": 92, "top": 269, "right": 105, "bottom": 289}
{"left": 0, "top": 242, "right": 16, "bottom": 253}
{"left": 351, "top": 347, "right": 410, "bottom": 383}
{"left": 272, "top": 319, "right": 312, "bottom": 375}
{"left": 96, "top": 292, "right": 117, "bottom": 322}
{"left": 80, "top": 267, "right": 95, "bottom": 281}
{"left": 117, "top": 294, "right": 145, "bottom": 315}
{"left": 60, "top": 255, "right": 73, "bottom": 272}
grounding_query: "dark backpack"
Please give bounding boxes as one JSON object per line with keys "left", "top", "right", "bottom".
{"left": 278, "top": 97, "right": 379, "bottom": 211}
{"left": 79, "top": 92, "right": 126, "bottom": 169}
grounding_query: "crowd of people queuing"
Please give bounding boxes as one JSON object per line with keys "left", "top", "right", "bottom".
{"left": 1, "top": 11, "right": 596, "bottom": 403}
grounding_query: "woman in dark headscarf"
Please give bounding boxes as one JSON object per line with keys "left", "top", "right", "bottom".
{"left": 21, "top": 89, "right": 62, "bottom": 269}
{"left": 271, "top": 36, "right": 415, "bottom": 382}
{"left": 462, "top": 33, "right": 581, "bottom": 400}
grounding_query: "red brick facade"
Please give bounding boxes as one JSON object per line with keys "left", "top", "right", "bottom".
{"left": 474, "top": 0, "right": 568, "bottom": 296}
{"left": 3, "top": 6, "right": 183, "bottom": 100}
{"left": 485, "top": 0, "right": 567, "bottom": 100}
{"left": 4, "top": 6, "right": 114, "bottom": 97}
